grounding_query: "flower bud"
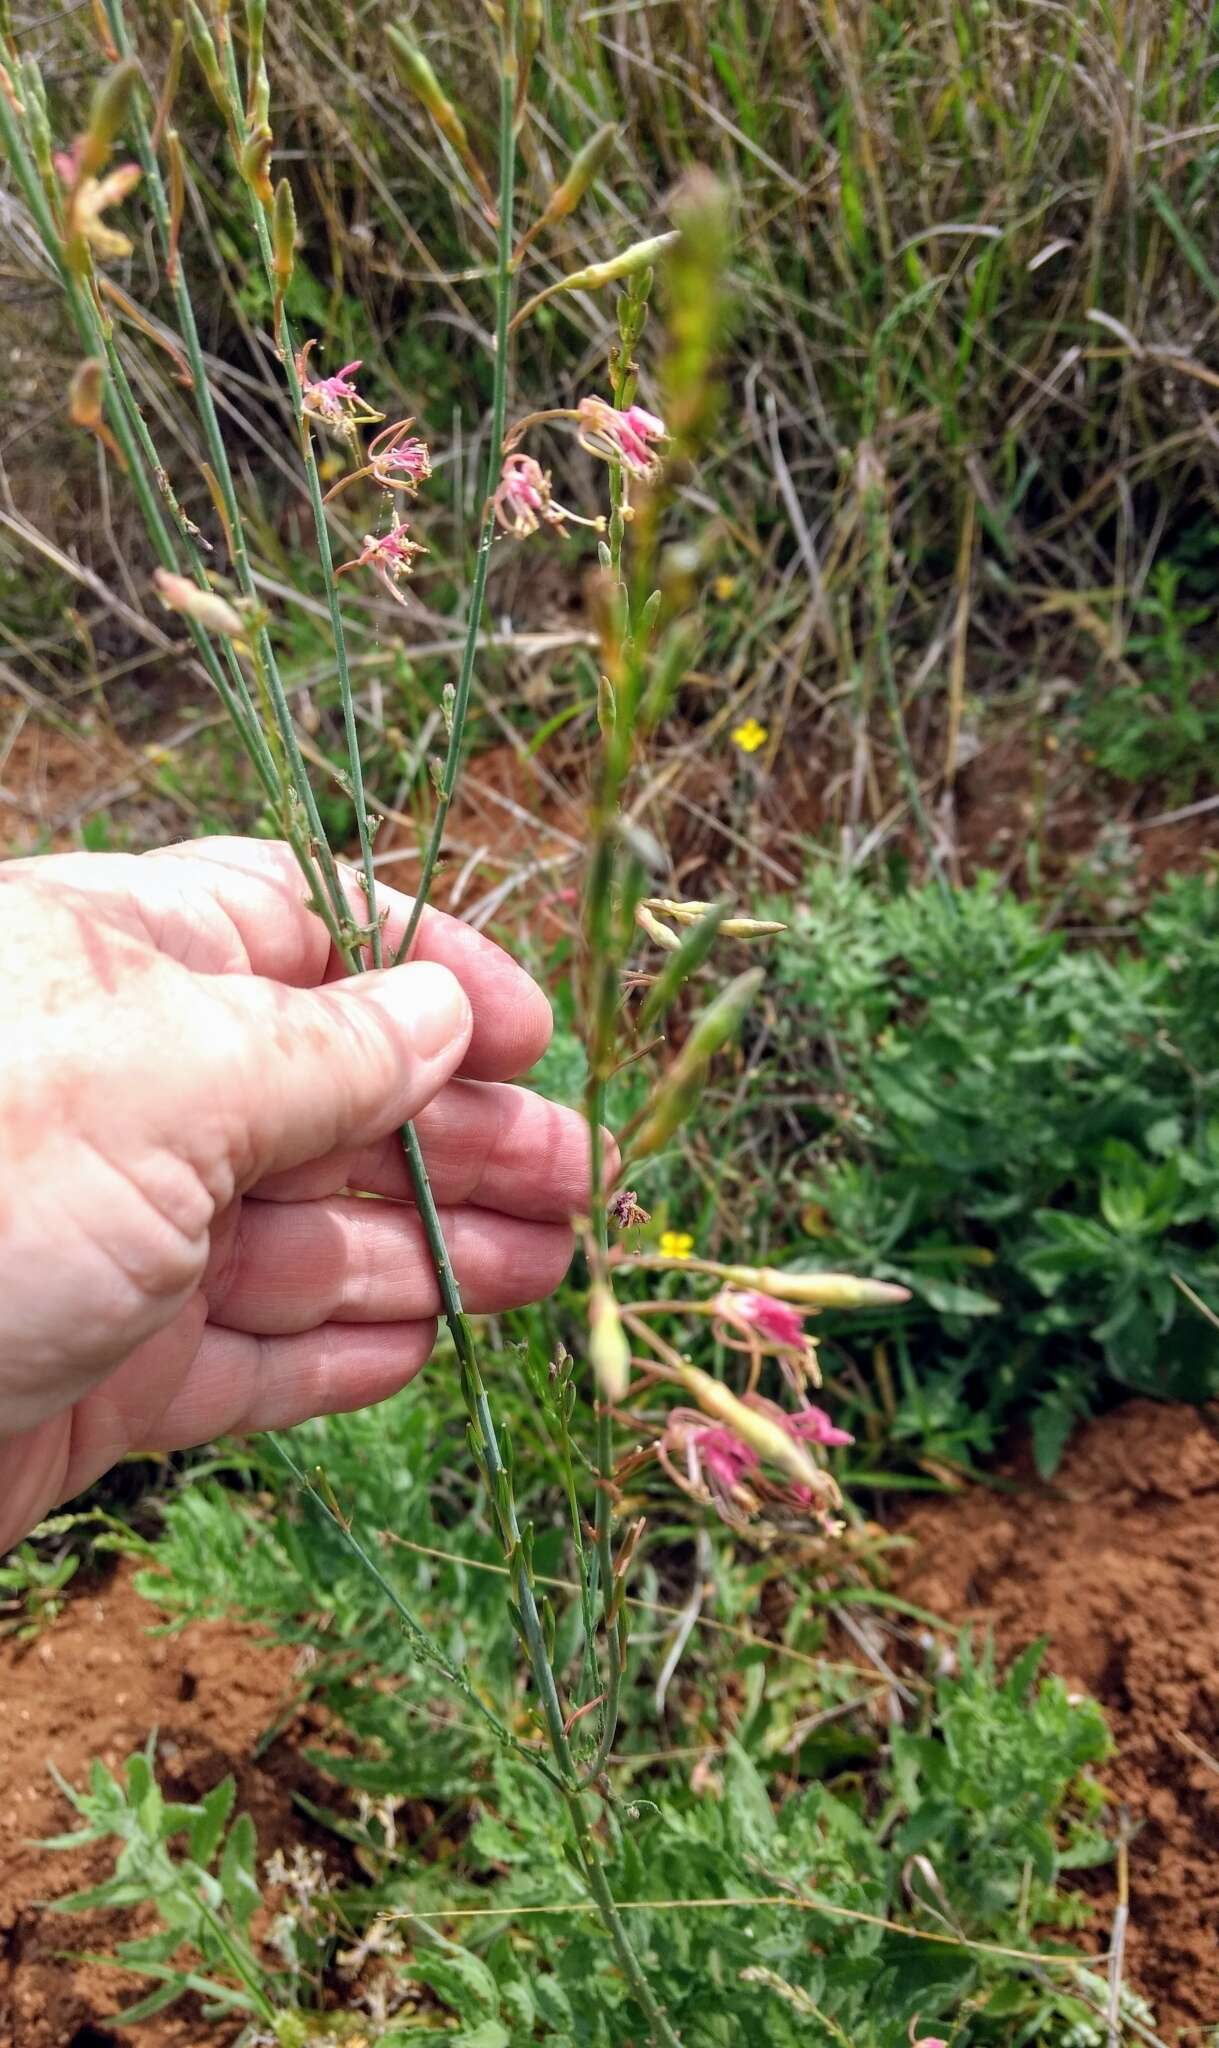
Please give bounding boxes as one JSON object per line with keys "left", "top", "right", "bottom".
{"left": 588, "top": 1282, "right": 630, "bottom": 1402}
{"left": 676, "top": 1363, "right": 838, "bottom": 1502}
{"left": 629, "top": 968, "right": 762, "bottom": 1160}
{"left": 715, "top": 1264, "right": 912, "bottom": 1310}
{"left": 79, "top": 57, "right": 139, "bottom": 179}
{"left": 537, "top": 122, "right": 617, "bottom": 232}
{"left": 559, "top": 230, "right": 680, "bottom": 295}
{"left": 154, "top": 568, "right": 246, "bottom": 638}
{"left": 184, "top": 0, "right": 226, "bottom": 116}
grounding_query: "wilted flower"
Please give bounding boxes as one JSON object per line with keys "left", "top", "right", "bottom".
{"left": 577, "top": 394, "right": 667, "bottom": 478}
{"left": 337, "top": 519, "right": 426, "bottom": 595}
{"left": 297, "top": 342, "right": 383, "bottom": 435}
{"left": 492, "top": 451, "right": 602, "bottom": 539}
{"left": 732, "top": 717, "right": 768, "bottom": 755}
{"left": 60, "top": 160, "right": 142, "bottom": 262}
{"left": 153, "top": 568, "right": 246, "bottom": 639}
{"left": 608, "top": 1188, "right": 651, "bottom": 1230}
{"left": 493, "top": 452, "right": 560, "bottom": 535}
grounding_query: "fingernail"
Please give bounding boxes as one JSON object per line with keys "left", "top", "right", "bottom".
{"left": 403, "top": 961, "right": 471, "bottom": 1061}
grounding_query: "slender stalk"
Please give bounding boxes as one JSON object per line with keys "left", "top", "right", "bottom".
{"left": 101, "top": 0, "right": 351, "bottom": 936}
{"left": 577, "top": 337, "right": 636, "bottom": 1788}
{"left": 390, "top": 46, "right": 517, "bottom": 968}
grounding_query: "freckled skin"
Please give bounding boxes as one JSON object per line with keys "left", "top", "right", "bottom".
{"left": 0, "top": 839, "right": 610, "bottom": 1552}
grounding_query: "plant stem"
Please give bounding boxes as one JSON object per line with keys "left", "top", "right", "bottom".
{"left": 390, "top": 37, "right": 517, "bottom": 968}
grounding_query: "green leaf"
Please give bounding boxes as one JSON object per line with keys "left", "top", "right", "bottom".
{"left": 218, "top": 1812, "right": 259, "bottom": 1931}
{"left": 189, "top": 1776, "right": 236, "bottom": 1867}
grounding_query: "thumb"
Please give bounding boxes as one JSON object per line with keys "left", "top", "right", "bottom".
{"left": 200, "top": 959, "right": 473, "bottom": 1189}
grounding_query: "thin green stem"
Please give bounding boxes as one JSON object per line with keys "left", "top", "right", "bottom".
{"left": 391, "top": 41, "right": 518, "bottom": 968}
{"left": 102, "top": 0, "right": 350, "bottom": 934}
{"left": 265, "top": 1432, "right": 563, "bottom": 1787}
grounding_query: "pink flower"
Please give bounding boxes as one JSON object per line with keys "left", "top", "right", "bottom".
{"left": 653, "top": 1408, "right": 760, "bottom": 1528}
{"left": 492, "top": 451, "right": 602, "bottom": 540}
{"left": 368, "top": 418, "right": 431, "bottom": 493}
{"left": 297, "top": 343, "right": 381, "bottom": 434}
{"left": 493, "top": 452, "right": 554, "bottom": 534}
{"left": 716, "top": 1289, "right": 806, "bottom": 1349}
{"left": 576, "top": 394, "right": 667, "bottom": 478}
{"left": 785, "top": 1404, "right": 854, "bottom": 1449}
{"left": 695, "top": 1425, "right": 757, "bottom": 1491}
{"left": 337, "top": 519, "right": 426, "bottom": 593}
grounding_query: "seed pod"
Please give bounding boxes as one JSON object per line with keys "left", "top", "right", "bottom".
{"left": 79, "top": 56, "right": 139, "bottom": 179}
{"left": 153, "top": 567, "right": 246, "bottom": 638}
{"left": 588, "top": 1281, "right": 630, "bottom": 1403}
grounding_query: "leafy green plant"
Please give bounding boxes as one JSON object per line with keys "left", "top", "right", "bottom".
{"left": 1082, "top": 561, "right": 1219, "bottom": 800}
{"left": 44, "top": 1626, "right": 1123, "bottom": 2045}
{"left": 740, "top": 866, "right": 1219, "bottom": 1471}
{"left": 0, "top": 1529, "right": 78, "bottom": 1640}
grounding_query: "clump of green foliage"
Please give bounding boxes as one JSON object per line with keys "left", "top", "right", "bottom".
{"left": 744, "top": 866, "right": 1219, "bottom": 1472}
{"left": 61, "top": 1391, "right": 1118, "bottom": 2045}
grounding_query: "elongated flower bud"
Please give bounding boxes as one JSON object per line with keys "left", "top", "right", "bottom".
{"left": 79, "top": 57, "right": 138, "bottom": 178}
{"left": 712, "top": 1264, "right": 911, "bottom": 1309}
{"left": 637, "top": 902, "right": 725, "bottom": 1034}
{"left": 629, "top": 968, "right": 762, "bottom": 1160}
{"left": 184, "top": 0, "right": 226, "bottom": 115}
{"left": 272, "top": 175, "right": 296, "bottom": 330}
{"left": 676, "top": 1363, "right": 838, "bottom": 1502}
{"left": 154, "top": 568, "right": 246, "bottom": 638}
{"left": 386, "top": 25, "right": 465, "bottom": 151}
{"left": 536, "top": 122, "right": 616, "bottom": 233}
{"left": 386, "top": 23, "right": 494, "bottom": 212}
{"left": 588, "top": 1282, "right": 630, "bottom": 1402}
{"left": 561, "top": 231, "right": 679, "bottom": 295}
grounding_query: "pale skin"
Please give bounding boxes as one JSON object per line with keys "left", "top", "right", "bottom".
{"left": 0, "top": 837, "right": 604, "bottom": 1553}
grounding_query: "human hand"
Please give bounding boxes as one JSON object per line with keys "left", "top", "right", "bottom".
{"left": 0, "top": 837, "right": 597, "bottom": 1549}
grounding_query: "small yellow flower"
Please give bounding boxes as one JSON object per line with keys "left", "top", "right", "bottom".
{"left": 732, "top": 717, "right": 768, "bottom": 756}
{"left": 659, "top": 1230, "right": 695, "bottom": 1260}
{"left": 713, "top": 573, "right": 738, "bottom": 601}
